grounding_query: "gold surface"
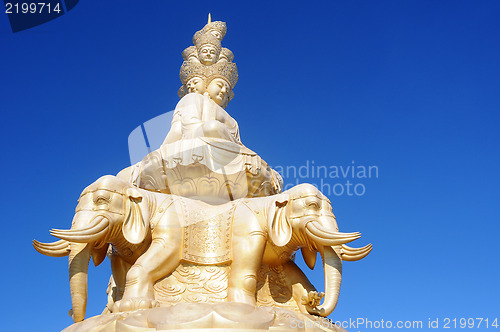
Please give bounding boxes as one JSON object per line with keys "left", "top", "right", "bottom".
{"left": 62, "top": 303, "right": 348, "bottom": 332}
{"left": 33, "top": 17, "right": 371, "bottom": 331}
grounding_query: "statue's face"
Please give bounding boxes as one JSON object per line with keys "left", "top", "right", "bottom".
{"left": 207, "top": 78, "right": 230, "bottom": 108}
{"left": 199, "top": 45, "right": 219, "bottom": 65}
{"left": 186, "top": 76, "right": 206, "bottom": 94}
{"left": 210, "top": 30, "right": 222, "bottom": 40}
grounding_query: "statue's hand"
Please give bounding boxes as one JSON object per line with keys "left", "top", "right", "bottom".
{"left": 301, "top": 291, "right": 324, "bottom": 309}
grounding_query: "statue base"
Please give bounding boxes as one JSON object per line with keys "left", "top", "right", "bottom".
{"left": 62, "top": 303, "right": 347, "bottom": 332}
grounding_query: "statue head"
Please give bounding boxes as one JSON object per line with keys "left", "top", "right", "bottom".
{"left": 179, "top": 61, "right": 207, "bottom": 96}
{"left": 186, "top": 76, "right": 206, "bottom": 94}
{"left": 219, "top": 48, "right": 234, "bottom": 63}
{"left": 179, "top": 16, "right": 238, "bottom": 104}
{"left": 192, "top": 15, "right": 227, "bottom": 43}
{"left": 206, "top": 77, "right": 233, "bottom": 108}
{"left": 181, "top": 46, "right": 198, "bottom": 62}
{"left": 194, "top": 34, "right": 221, "bottom": 66}
{"left": 205, "top": 61, "right": 238, "bottom": 108}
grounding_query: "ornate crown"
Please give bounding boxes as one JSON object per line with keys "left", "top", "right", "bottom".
{"left": 181, "top": 46, "right": 233, "bottom": 63}
{"left": 181, "top": 46, "right": 197, "bottom": 61}
{"left": 178, "top": 15, "right": 238, "bottom": 102}
{"left": 220, "top": 48, "right": 234, "bottom": 62}
{"left": 206, "top": 61, "right": 238, "bottom": 90}
{"left": 179, "top": 60, "right": 206, "bottom": 86}
{"left": 193, "top": 32, "right": 221, "bottom": 52}
{"left": 193, "top": 19, "right": 227, "bottom": 44}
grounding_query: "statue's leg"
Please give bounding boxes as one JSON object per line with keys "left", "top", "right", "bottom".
{"left": 109, "top": 254, "right": 131, "bottom": 313}
{"left": 228, "top": 231, "right": 266, "bottom": 305}
{"left": 119, "top": 227, "right": 182, "bottom": 311}
{"left": 111, "top": 253, "right": 131, "bottom": 302}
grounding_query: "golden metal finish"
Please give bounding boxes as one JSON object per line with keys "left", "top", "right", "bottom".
{"left": 34, "top": 17, "right": 371, "bottom": 332}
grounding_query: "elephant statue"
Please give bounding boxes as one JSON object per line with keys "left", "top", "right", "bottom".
{"left": 34, "top": 175, "right": 371, "bottom": 322}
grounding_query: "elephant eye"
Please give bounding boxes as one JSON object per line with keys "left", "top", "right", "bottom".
{"left": 94, "top": 197, "right": 109, "bottom": 205}
{"left": 307, "top": 202, "right": 320, "bottom": 209}
{"left": 94, "top": 193, "right": 111, "bottom": 205}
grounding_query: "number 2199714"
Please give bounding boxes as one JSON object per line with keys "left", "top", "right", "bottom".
{"left": 5, "top": 2, "right": 62, "bottom": 14}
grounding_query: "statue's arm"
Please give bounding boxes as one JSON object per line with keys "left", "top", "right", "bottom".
{"left": 216, "top": 109, "right": 241, "bottom": 143}
{"left": 229, "top": 118, "right": 241, "bottom": 143}
{"left": 164, "top": 112, "right": 183, "bottom": 144}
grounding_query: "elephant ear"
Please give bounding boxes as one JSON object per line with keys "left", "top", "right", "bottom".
{"left": 122, "top": 188, "right": 147, "bottom": 244}
{"left": 268, "top": 194, "right": 291, "bottom": 247}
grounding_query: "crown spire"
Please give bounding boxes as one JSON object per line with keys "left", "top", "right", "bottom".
{"left": 207, "top": 13, "right": 211, "bottom": 24}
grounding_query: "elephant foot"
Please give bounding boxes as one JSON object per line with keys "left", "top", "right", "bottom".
{"left": 227, "top": 287, "right": 258, "bottom": 307}
{"left": 112, "top": 297, "right": 160, "bottom": 312}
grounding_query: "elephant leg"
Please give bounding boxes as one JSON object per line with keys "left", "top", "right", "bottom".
{"left": 282, "top": 260, "right": 323, "bottom": 314}
{"left": 228, "top": 232, "right": 266, "bottom": 305}
{"left": 119, "top": 234, "right": 182, "bottom": 312}
{"left": 109, "top": 253, "right": 132, "bottom": 313}
{"left": 111, "top": 253, "right": 131, "bottom": 302}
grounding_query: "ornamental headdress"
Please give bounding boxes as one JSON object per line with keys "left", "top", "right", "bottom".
{"left": 179, "top": 60, "right": 207, "bottom": 86}
{"left": 178, "top": 15, "right": 238, "bottom": 102}
{"left": 206, "top": 61, "right": 238, "bottom": 90}
{"left": 192, "top": 14, "right": 227, "bottom": 43}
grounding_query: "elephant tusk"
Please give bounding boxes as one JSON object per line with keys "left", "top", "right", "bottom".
{"left": 33, "top": 239, "right": 69, "bottom": 249}
{"left": 50, "top": 217, "right": 109, "bottom": 239}
{"left": 51, "top": 216, "right": 108, "bottom": 235}
{"left": 307, "top": 222, "right": 361, "bottom": 239}
{"left": 50, "top": 228, "right": 108, "bottom": 243}
{"left": 305, "top": 228, "right": 360, "bottom": 246}
{"left": 341, "top": 244, "right": 372, "bottom": 261}
{"left": 305, "top": 222, "right": 361, "bottom": 246}
{"left": 342, "top": 244, "right": 372, "bottom": 254}
{"left": 50, "top": 223, "right": 109, "bottom": 243}
{"left": 33, "top": 239, "right": 70, "bottom": 257}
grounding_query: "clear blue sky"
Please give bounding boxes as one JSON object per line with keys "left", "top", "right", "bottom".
{"left": 1, "top": 1, "right": 499, "bottom": 331}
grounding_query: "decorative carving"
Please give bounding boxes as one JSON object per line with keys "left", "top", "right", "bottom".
{"left": 256, "top": 264, "right": 298, "bottom": 312}
{"left": 178, "top": 15, "right": 238, "bottom": 108}
{"left": 62, "top": 303, "right": 347, "bottom": 332}
{"left": 34, "top": 16, "right": 371, "bottom": 332}
{"left": 181, "top": 201, "right": 234, "bottom": 265}
{"left": 154, "top": 264, "right": 229, "bottom": 305}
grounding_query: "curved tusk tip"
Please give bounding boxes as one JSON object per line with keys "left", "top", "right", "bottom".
{"left": 50, "top": 229, "right": 70, "bottom": 234}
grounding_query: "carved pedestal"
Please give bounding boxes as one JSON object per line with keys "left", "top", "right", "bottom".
{"left": 62, "top": 303, "right": 347, "bottom": 332}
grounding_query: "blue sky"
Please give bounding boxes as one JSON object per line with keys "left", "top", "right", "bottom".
{"left": 1, "top": 1, "right": 499, "bottom": 331}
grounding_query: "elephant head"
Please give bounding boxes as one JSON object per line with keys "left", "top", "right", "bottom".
{"left": 267, "top": 183, "right": 372, "bottom": 317}
{"left": 33, "top": 175, "right": 150, "bottom": 322}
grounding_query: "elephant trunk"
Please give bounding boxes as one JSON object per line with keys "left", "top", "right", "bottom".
{"left": 68, "top": 241, "right": 90, "bottom": 322}
{"left": 315, "top": 246, "right": 342, "bottom": 317}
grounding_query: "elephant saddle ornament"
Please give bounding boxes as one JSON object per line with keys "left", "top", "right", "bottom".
{"left": 33, "top": 16, "right": 372, "bottom": 332}
{"left": 179, "top": 198, "right": 235, "bottom": 265}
